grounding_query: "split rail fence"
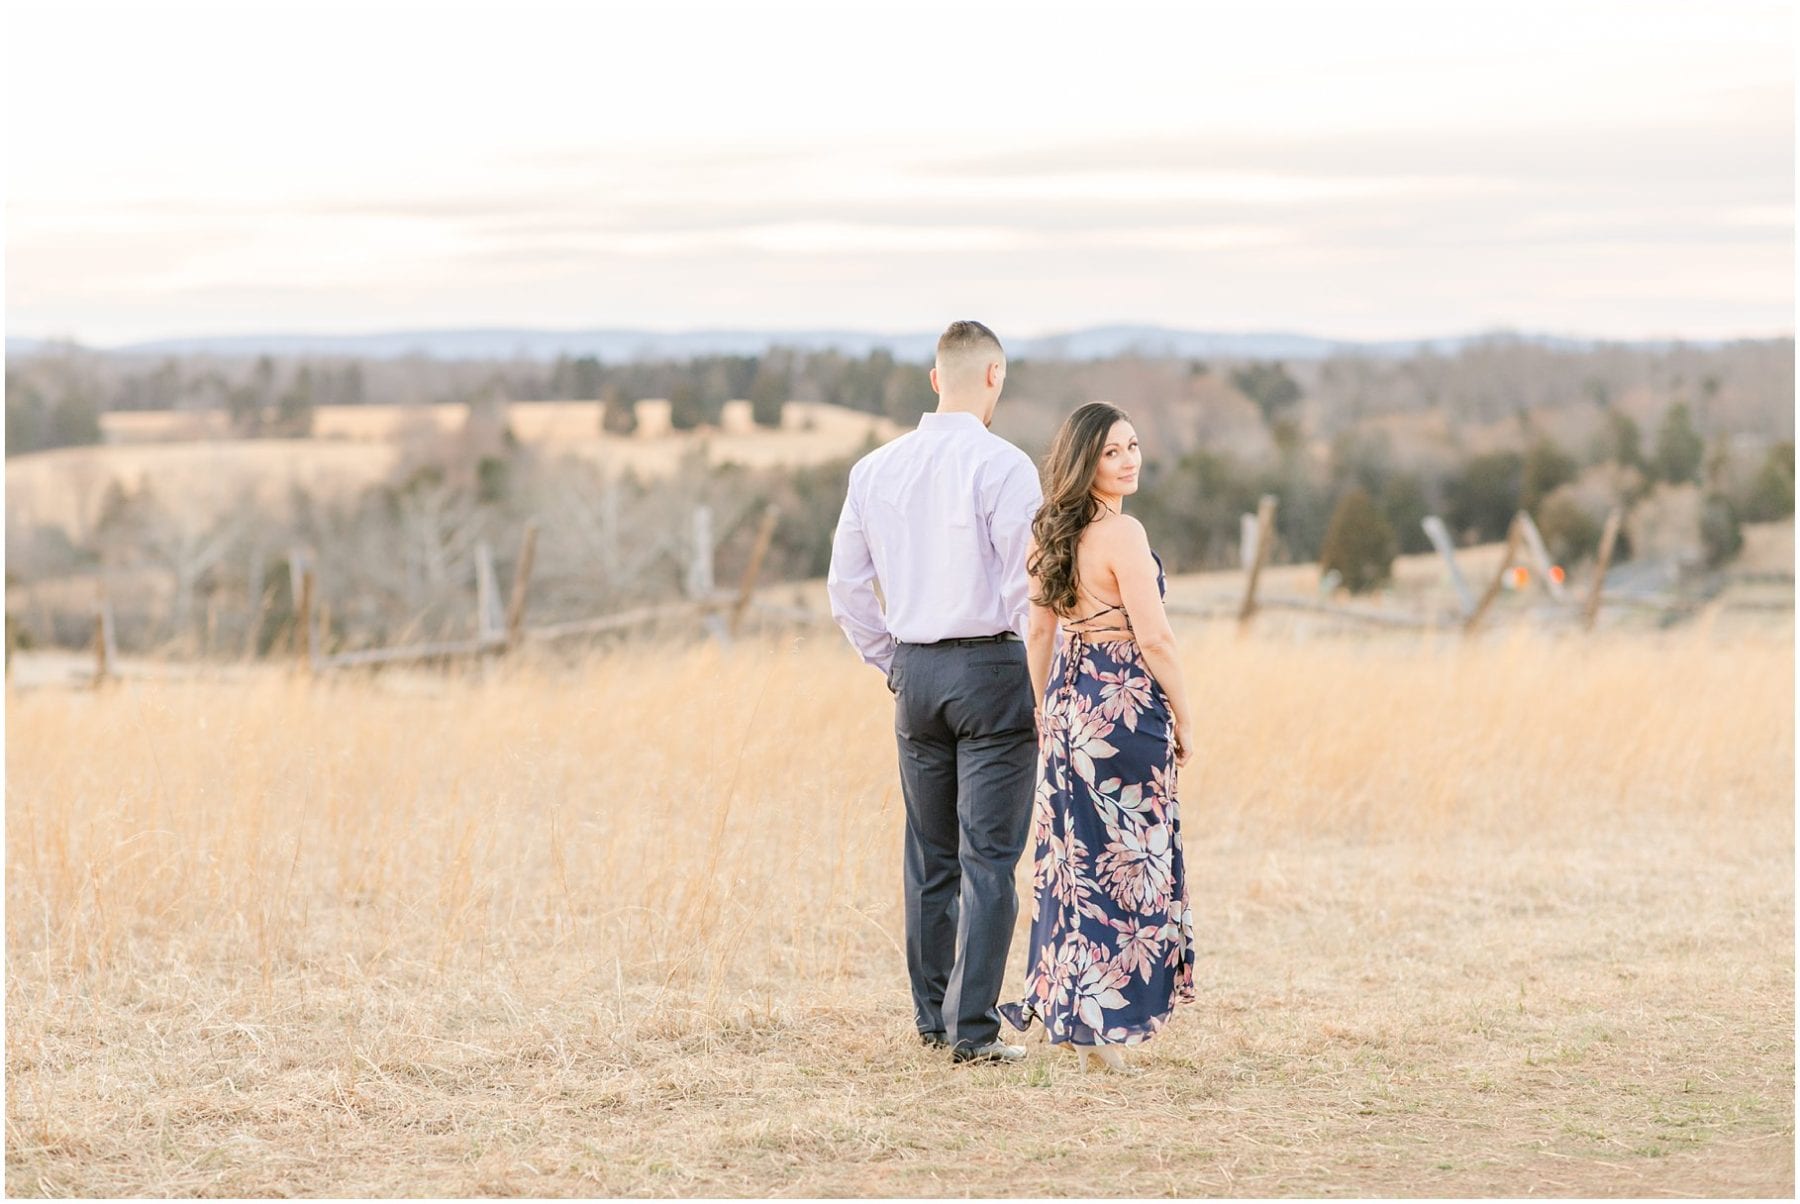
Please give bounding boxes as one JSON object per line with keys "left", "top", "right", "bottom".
{"left": 75, "top": 497, "right": 1792, "bottom": 686}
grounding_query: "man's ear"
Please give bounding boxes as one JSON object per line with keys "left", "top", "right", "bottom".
{"left": 929, "top": 366, "right": 942, "bottom": 396}
{"left": 987, "top": 361, "right": 1003, "bottom": 388}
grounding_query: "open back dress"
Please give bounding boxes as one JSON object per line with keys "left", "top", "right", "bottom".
{"left": 999, "top": 549, "right": 1196, "bottom": 1046}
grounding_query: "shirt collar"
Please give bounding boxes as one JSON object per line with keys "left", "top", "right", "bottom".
{"left": 917, "top": 410, "right": 986, "bottom": 432}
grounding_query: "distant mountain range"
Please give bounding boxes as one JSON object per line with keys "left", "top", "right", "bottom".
{"left": 4, "top": 324, "right": 1742, "bottom": 363}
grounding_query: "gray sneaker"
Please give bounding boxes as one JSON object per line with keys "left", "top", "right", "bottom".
{"left": 951, "top": 1039, "right": 1026, "bottom": 1064}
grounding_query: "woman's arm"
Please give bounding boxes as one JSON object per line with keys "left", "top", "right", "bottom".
{"left": 1104, "top": 517, "right": 1195, "bottom": 765}
{"left": 1024, "top": 535, "right": 1060, "bottom": 717}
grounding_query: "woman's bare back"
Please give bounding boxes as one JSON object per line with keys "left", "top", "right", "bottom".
{"left": 1060, "top": 517, "right": 1135, "bottom": 640}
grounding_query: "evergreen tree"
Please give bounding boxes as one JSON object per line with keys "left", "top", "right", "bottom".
{"left": 1319, "top": 488, "right": 1398, "bottom": 594}
{"left": 1377, "top": 472, "right": 1433, "bottom": 554}
{"left": 1536, "top": 490, "right": 1603, "bottom": 564}
{"left": 1230, "top": 361, "right": 1303, "bottom": 422}
{"left": 719, "top": 354, "right": 759, "bottom": 401}
{"left": 339, "top": 362, "right": 366, "bottom": 406}
{"left": 275, "top": 366, "right": 316, "bottom": 436}
{"left": 1131, "top": 448, "right": 1259, "bottom": 569}
{"left": 1741, "top": 441, "right": 1795, "bottom": 521}
{"left": 667, "top": 380, "right": 706, "bottom": 431}
{"left": 601, "top": 386, "right": 638, "bottom": 436}
{"left": 1700, "top": 493, "right": 1743, "bottom": 566}
{"left": 571, "top": 356, "right": 604, "bottom": 401}
{"left": 1652, "top": 402, "right": 1704, "bottom": 483}
{"left": 1521, "top": 435, "right": 1578, "bottom": 513}
{"left": 697, "top": 361, "right": 734, "bottom": 424}
{"left": 47, "top": 389, "right": 102, "bottom": 449}
{"left": 226, "top": 383, "right": 262, "bottom": 435}
{"left": 251, "top": 355, "right": 277, "bottom": 407}
{"left": 1445, "top": 451, "right": 1523, "bottom": 543}
{"left": 1597, "top": 407, "right": 1644, "bottom": 469}
{"left": 5, "top": 372, "right": 45, "bottom": 455}
{"left": 748, "top": 361, "right": 789, "bottom": 428}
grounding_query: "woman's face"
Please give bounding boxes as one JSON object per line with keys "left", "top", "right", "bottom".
{"left": 1092, "top": 419, "right": 1142, "bottom": 497}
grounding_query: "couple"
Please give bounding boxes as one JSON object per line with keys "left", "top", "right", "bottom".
{"left": 827, "top": 320, "right": 1196, "bottom": 1075}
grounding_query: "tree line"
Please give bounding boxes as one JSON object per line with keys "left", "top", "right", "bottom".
{"left": 9, "top": 335, "right": 1791, "bottom": 453}
{"left": 5, "top": 335, "right": 1793, "bottom": 657}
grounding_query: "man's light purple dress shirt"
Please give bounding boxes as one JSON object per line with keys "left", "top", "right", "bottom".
{"left": 827, "top": 411, "right": 1044, "bottom": 676}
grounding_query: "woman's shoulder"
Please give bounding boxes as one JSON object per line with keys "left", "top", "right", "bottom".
{"left": 1085, "top": 511, "right": 1150, "bottom": 551}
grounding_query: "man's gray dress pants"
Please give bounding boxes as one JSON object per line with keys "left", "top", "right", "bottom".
{"left": 887, "top": 637, "right": 1037, "bottom": 1051}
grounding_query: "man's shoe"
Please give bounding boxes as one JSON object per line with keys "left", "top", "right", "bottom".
{"left": 918, "top": 1031, "right": 950, "bottom": 1049}
{"left": 951, "top": 1039, "right": 1026, "bottom": 1065}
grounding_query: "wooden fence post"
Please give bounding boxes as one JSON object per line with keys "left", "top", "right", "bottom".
{"left": 1582, "top": 507, "right": 1625, "bottom": 632}
{"left": 1421, "top": 515, "right": 1476, "bottom": 616}
{"left": 295, "top": 567, "right": 316, "bottom": 673}
{"left": 287, "top": 548, "right": 307, "bottom": 628}
{"left": 730, "top": 505, "right": 780, "bottom": 637}
{"left": 687, "top": 506, "right": 716, "bottom": 600}
{"left": 1516, "top": 510, "right": 1568, "bottom": 603}
{"left": 90, "top": 578, "right": 120, "bottom": 686}
{"left": 1237, "top": 494, "right": 1278, "bottom": 628}
{"left": 245, "top": 582, "right": 274, "bottom": 662}
{"left": 600, "top": 480, "right": 622, "bottom": 583}
{"left": 247, "top": 543, "right": 265, "bottom": 621}
{"left": 1464, "top": 513, "right": 1525, "bottom": 634}
{"left": 504, "top": 522, "right": 540, "bottom": 650}
{"left": 93, "top": 604, "right": 110, "bottom": 685}
{"left": 475, "top": 539, "right": 504, "bottom": 642}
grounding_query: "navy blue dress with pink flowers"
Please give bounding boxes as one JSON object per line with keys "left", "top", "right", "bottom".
{"left": 1000, "top": 551, "right": 1195, "bottom": 1046}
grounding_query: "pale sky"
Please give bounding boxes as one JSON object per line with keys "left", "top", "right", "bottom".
{"left": 5, "top": 0, "right": 1793, "bottom": 346}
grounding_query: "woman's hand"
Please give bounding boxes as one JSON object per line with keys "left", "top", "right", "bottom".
{"left": 1172, "top": 719, "right": 1195, "bottom": 768}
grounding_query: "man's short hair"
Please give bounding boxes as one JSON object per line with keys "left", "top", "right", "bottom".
{"left": 936, "top": 320, "right": 1005, "bottom": 384}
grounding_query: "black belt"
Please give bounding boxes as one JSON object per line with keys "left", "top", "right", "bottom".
{"left": 904, "top": 632, "right": 1020, "bottom": 648}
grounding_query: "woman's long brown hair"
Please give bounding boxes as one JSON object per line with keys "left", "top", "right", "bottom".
{"left": 1028, "top": 401, "right": 1131, "bottom": 616}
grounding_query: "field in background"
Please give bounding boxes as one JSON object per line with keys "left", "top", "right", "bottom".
{"left": 6, "top": 623, "right": 1793, "bottom": 1196}
{"left": 97, "top": 399, "right": 901, "bottom": 447}
{"left": 8, "top": 401, "right": 898, "bottom": 540}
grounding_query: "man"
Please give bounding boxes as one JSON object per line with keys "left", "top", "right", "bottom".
{"left": 827, "top": 320, "right": 1043, "bottom": 1064}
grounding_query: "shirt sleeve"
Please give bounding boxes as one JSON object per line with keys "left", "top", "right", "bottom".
{"left": 987, "top": 452, "right": 1045, "bottom": 641}
{"left": 826, "top": 469, "right": 896, "bottom": 675}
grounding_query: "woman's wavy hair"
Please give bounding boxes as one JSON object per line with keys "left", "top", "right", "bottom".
{"left": 1028, "top": 401, "right": 1132, "bottom": 616}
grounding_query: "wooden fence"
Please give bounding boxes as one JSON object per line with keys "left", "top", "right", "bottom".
{"left": 69, "top": 499, "right": 1795, "bottom": 687}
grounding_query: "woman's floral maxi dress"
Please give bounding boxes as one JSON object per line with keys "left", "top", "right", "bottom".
{"left": 999, "top": 551, "right": 1195, "bottom": 1046}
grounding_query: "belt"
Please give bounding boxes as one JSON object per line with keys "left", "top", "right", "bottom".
{"left": 902, "top": 632, "right": 1021, "bottom": 648}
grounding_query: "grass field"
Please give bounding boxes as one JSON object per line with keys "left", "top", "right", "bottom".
{"left": 7, "top": 402, "right": 899, "bottom": 543}
{"left": 5, "top": 622, "right": 1794, "bottom": 1196}
{"left": 97, "top": 399, "right": 901, "bottom": 447}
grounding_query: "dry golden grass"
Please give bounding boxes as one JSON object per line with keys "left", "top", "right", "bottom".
{"left": 13, "top": 403, "right": 899, "bottom": 541}
{"left": 98, "top": 400, "right": 900, "bottom": 448}
{"left": 6, "top": 622, "right": 1793, "bottom": 1196}
{"left": 4, "top": 441, "right": 401, "bottom": 540}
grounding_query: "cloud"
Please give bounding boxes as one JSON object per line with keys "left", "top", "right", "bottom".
{"left": 7, "top": 54, "right": 1790, "bottom": 344}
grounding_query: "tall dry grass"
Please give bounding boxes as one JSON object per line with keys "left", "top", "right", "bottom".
{"left": 6, "top": 622, "right": 1793, "bottom": 1195}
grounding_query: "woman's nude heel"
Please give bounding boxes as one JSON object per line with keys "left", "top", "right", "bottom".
{"left": 1051, "top": 1040, "right": 1085, "bottom": 1073}
{"left": 1055, "top": 1040, "right": 1143, "bottom": 1076}
{"left": 1086, "top": 1045, "right": 1144, "bottom": 1076}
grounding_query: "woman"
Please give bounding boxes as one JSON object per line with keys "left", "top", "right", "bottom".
{"left": 998, "top": 402, "right": 1196, "bottom": 1074}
